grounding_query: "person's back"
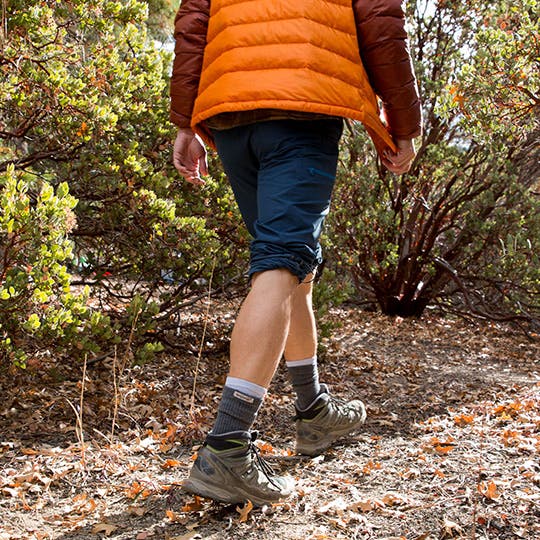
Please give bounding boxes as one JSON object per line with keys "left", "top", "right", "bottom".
{"left": 171, "top": 0, "right": 421, "bottom": 166}
{"left": 170, "top": 0, "right": 422, "bottom": 505}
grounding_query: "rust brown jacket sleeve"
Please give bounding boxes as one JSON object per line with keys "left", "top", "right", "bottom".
{"left": 169, "top": 0, "right": 210, "bottom": 128}
{"left": 353, "top": 0, "right": 422, "bottom": 139}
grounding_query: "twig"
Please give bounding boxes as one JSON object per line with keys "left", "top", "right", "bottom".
{"left": 80, "top": 354, "right": 87, "bottom": 465}
{"left": 121, "top": 305, "right": 141, "bottom": 372}
{"left": 92, "top": 428, "right": 112, "bottom": 444}
{"left": 66, "top": 354, "right": 87, "bottom": 468}
{"left": 190, "top": 256, "right": 217, "bottom": 415}
{"left": 110, "top": 346, "right": 119, "bottom": 442}
{"left": 0, "top": 0, "right": 6, "bottom": 49}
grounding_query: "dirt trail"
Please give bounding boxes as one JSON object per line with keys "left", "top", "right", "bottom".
{"left": 1, "top": 307, "right": 539, "bottom": 540}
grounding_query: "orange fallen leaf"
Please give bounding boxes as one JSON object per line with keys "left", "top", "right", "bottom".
{"left": 165, "top": 509, "right": 181, "bottom": 522}
{"left": 164, "top": 424, "right": 177, "bottom": 440}
{"left": 478, "top": 480, "right": 500, "bottom": 500}
{"left": 92, "top": 522, "right": 117, "bottom": 536}
{"left": 348, "top": 499, "right": 375, "bottom": 512}
{"left": 454, "top": 414, "right": 474, "bottom": 426}
{"left": 381, "top": 493, "right": 409, "bottom": 506}
{"left": 434, "top": 444, "right": 455, "bottom": 454}
{"left": 160, "top": 442, "right": 174, "bottom": 452}
{"left": 257, "top": 442, "right": 274, "bottom": 455}
{"left": 236, "top": 499, "right": 254, "bottom": 523}
{"left": 162, "top": 459, "right": 181, "bottom": 469}
{"left": 125, "top": 481, "right": 144, "bottom": 499}
{"left": 362, "top": 460, "right": 382, "bottom": 474}
{"left": 181, "top": 495, "right": 204, "bottom": 512}
{"left": 20, "top": 448, "right": 39, "bottom": 455}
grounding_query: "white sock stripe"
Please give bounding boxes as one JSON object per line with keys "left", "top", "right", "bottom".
{"left": 285, "top": 356, "right": 317, "bottom": 368}
{"left": 225, "top": 376, "right": 267, "bottom": 400}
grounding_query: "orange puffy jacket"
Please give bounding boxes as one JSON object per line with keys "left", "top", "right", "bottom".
{"left": 170, "top": 0, "right": 422, "bottom": 153}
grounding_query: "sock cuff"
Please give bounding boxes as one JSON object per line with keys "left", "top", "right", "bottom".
{"left": 285, "top": 355, "right": 317, "bottom": 368}
{"left": 225, "top": 376, "right": 267, "bottom": 400}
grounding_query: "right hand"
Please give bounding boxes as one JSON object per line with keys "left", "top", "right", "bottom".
{"left": 172, "top": 128, "right": 208, "bottom": 186}
{"left": 381, "top": 138, "right": 416, "bottom": 174}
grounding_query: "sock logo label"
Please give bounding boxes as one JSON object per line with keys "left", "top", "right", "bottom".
{"left": 233, "top": 391, "right": 255, "bottom": 404}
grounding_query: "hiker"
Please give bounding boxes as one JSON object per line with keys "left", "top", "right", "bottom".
{"left": 170, "top": 0, "right": 422, "bottom": 505}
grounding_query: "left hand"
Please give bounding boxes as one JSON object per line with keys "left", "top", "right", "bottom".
{"left": 172, "top": 128, "right": 208, "bottom": 185}
{"left": 381, "top": 138, "right": 416, "bottom": 174}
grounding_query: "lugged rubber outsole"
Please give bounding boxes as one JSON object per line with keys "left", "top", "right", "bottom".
{"left": 296, "top": 417, "right": 366, "bottom": 457}
{"left": 182, "top": 476, "right": 291, "bottom": 507}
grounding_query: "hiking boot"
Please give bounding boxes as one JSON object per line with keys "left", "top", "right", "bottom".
{"left": 295, "top": 384, "right": 366, "bottom": 456}
{"left": 182, "top": 431, "right": 293, "bottom": 506}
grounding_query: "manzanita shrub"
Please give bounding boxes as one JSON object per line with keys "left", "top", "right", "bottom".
{"left": 1, "top": 0, "right": 246, "bottom": 363}
{"left": 325, "top": 0, "right": 539, "bottom": 326}
{"left": 0, "top": 167, "right": 90, "bottom": 365}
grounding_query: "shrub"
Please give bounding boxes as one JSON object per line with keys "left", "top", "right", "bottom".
{"left": 325, "top": 0, "right": 539, "bottom": 327}
{"left": 1, "top": 0, "right": 247, "bottom": 358}
{"left": 0, "top": 166, "right": 89, "bottom": 365}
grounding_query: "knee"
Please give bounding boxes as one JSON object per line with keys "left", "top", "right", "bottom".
{"left": 251, "top": 268, "right": 299, "bottom": 291}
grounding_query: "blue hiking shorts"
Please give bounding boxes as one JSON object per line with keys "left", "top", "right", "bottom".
{"left": 212, "top": 118, "right": 343, "bottom": 282}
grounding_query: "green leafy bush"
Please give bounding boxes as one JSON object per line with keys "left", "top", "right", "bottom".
{"left": 1, "top": 0, "right": 247, "bottom": 359}
{"left": 0, "top": 167, "right": 89, "bottom": 365}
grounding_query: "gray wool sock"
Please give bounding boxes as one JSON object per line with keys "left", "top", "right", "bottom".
{"left": 211, "top": 384, "right": 264, "bottom": 435}
{"left": 286, "top": 356, "right": 321, "bottom": 410}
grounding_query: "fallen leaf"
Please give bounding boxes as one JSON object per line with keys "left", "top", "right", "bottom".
{"left": 125, "top": 481, "right": 145, "bottom": 499}
{"left": 2, "top": 487, "right": 20, "bottom": 498}
{"left": 128, "top": 505, "right": 147, "bottom": 516}
{"left": 318, "top": 497, "right": 348, "bottom": 514}
{"left": 181, "top": 495, "right": 204, "bottom": 512}
{"left": 168, "top": 532, "right": 201, "bottom": 540}
{"left": 348, "top": 499, "right": 374, "bottom": 512}
{"left": 162, "top": 459, "right": 181, "bottom": 469}
{"left": 381, "top": 493, "right": 409, "bottom": 506}
{"left": 257, "top": 441, "right": 274, "bottom": 454}
{"left": 164, "top": 424, "right": 178, "bottom": 440}
{"left": 478, "top": 480, "right": 500, "bottom": 500}
{"left": 434, "top": 444, "right": 455, "bottom": 454}
{"left": 454, "top": 414, "right": 474, "bottom": 426}
{"left": 92, "top": 522, "right": 117, "bottom": 536}
{"left": 236, "top": 499, "right": 254, "bottom": 522}
{"left": 442, "top": 518, "right": 463, "bottom": 538}
{"left": 166, "top": 509, "right": 181, "bottom": 521}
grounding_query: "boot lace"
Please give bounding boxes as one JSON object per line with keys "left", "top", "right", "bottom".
{"left": 248, "top": 432, "right": 283, "bottom": 490}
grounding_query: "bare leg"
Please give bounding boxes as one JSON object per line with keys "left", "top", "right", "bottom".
{"left": 229, "top": 268, "right": 298, "bottom": 387}
{"left": 284, "top": 273, "right": 317, "bottom": 361}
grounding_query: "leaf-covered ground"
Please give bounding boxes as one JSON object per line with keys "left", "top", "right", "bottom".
{"left": 1, "top": 302, "right": 539, "bottom": 540}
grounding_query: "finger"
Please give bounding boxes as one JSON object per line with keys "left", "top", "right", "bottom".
{"left": 199, "top": 155, "right": 208, "bottom": 177}
{"left": 382, "top": 158, "right": 411, "bottom": 175}
{"left": 177, "top": 165, "right": 205, "bottom": 185}
{"left": 173, "top": 155, "right": 183, "bottom": 173}
{"left": 388, "top": 152, "right": 414, "bottom": 169}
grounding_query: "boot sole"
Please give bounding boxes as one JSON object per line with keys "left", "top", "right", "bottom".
{"left": 296, "top": 417, "right": 366, "bottom": 457}
{"left": 182, "top": 476, "right": 290, "bottom": 507}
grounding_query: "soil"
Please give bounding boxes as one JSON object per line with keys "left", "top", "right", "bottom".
{"left": 1, "top": 302, "right": 539, "bottom": 540}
